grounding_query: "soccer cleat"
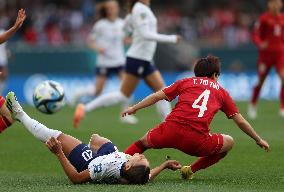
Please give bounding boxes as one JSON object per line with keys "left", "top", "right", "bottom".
{"left": 247, "top": 103, "right": 257, "bottom": 119}
{"left": 5, "top": 92, "right": 23, "bottom": 121}
{"left": 280, "top": 109, "right": 284, "bottom": 118}
{"left": 180, "top": 166, "right": 194, "bottom": 180}
{"left": 73, "top": 104, "right": 85, "bottom": 128}
{"left": 120, "top": 115, "right": 138, "bottom": 124}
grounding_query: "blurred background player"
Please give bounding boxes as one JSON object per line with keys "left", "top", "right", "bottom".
{"left": 249, "top": 0, "right": 284, "bottom": 119}
{"left": 72, "top": 0, "right": 136, "bottom": 124}
{"left": 0, "top": 9, "right": 26, "bottom": 134}
{"left": 0, "top": 29, "right": 8, "bottom": 95}
{"left": 122, "top": 56, "right": 269, "bottom": 179}
{"left": 74, "top": 0, "right": 181, "bottom": 128}
{"left": 6, "top": 91, "right": 181, "bottom": 184}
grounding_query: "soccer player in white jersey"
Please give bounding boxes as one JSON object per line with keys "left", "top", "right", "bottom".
{"left": 74, "top": 0, "right": 181, "bottom": 128}
{"left": 0, "top": 29, "right": 8, "bottom": 95}
{"left": 72, "top": 0, "right": 137, "bottom": 124}
{"left": 6, "top": 91, "right": 182, "bottom": 184}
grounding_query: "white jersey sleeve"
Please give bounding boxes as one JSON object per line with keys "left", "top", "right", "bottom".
{"left": 133, "top": 7, "right": 177, "bottom": 43}
{"left": 0, "top": 29, "right": 8, "bottom": 66}
{"left": 123, "top": 14, "right": 133, "bottom": 36}
{"left": 126, "top": 2, "right": 177, "bottom": 61}
{"left": 88, "top": 152, "right": 131, "bottom": 184}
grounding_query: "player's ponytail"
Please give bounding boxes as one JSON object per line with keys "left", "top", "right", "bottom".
{"left": 127, "top": 0, "right": 139, "bottom": 13}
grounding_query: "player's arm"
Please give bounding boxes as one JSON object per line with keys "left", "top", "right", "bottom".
{"left": 232, "top": 114, "right": 269, "bottom": 151}
{"left": 251, "top": 16, "right": 267, "bottom": 50}
{"left": 46, "top": 137, "right": 91, "bottom": 184}
{"left": 121, "top": 90, "right": 167, "bottom": 116}
{"left": 134, "top": 11, "right": 180, "bottom": 43}
{"left": 0, "top": 9, "right": 26, "bottom": 44}
{"left": 87, "top": 38, "right": 105, "bottom": 55}
{"left": 149, "top": 160, "right": 181, "bottom": 181}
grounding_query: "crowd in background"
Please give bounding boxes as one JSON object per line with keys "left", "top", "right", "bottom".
{"left": 0, "top": 0, "right": 266, "bottom": 48}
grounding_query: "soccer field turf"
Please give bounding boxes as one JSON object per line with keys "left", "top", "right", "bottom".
{"left": 0, "top": 101, "right": 283, "bottom": 192}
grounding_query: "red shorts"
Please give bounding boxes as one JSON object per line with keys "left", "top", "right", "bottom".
{"left": 146, "top": 121, "right": 224, "bottom": 157}
{"left": 0, "top": 96, "right": 5, "bottom": 108}
{"left": 257, "top": 51, "right": 284, "bottom": 78}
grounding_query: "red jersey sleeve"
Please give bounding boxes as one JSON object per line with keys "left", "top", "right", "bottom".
{"left": 251, "top": 15, "right": 265, "bottom": 48}
{"left": 162, "top": 80, "right": 183, "bottom": 102}
{"left": 221, "top": 90, "right": 239, "bottom": 119}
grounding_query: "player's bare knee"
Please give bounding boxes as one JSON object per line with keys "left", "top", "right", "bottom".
{"left": 221, "top": 135, "right": 234, "bottom": 153}
{"left": 225, "top": 135, "right": 235, "bottom": 150}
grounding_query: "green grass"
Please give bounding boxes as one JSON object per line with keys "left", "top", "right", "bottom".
{"left": 0, "top": 101, "right": 284, "bottom": 192}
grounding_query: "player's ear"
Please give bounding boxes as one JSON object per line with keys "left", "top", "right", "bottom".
{"left": 124, "top": 162, "right": 133, "bottom": 171}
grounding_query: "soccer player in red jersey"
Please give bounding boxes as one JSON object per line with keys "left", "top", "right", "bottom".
{"left": 122, "top": 55, "right": 270, "bottom": 179}
{"left": 249, "top": 0, "right": 284, "bottom": 118}
{"left": 0, "top": 9, "right": 26, "bottom": 133}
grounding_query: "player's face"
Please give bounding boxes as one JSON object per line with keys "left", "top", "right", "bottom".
{"left": 128, "top": 153, "right": 150, "bottom": 167}
{"left": 106, "top": 1, "right": 119, "bottom": 19}
{"left": 140, "top": 0, "right": 151, "bottom": 6}
{"left": 268, "top": 0, "right": 283, "bottom": 12}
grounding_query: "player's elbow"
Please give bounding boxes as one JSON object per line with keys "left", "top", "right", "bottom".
{"left": 70, "top": 176, "right": 84, "bottom": 185}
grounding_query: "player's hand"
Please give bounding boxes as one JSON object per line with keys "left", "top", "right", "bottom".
{"left": 13, "top": 9, "right": 26, "bottom": 29}
{"left": 256, "top": 139, "right": 270, "bottom": 152}
{"left": 46, "top": 137, "right": 63, "bottom": 155}
{"left": 259, "top": 41, "right": 268, "bottom": 50}
{"left": 176, "top": 35, "right": 182, "bottom": 43}
{"left": 121, "top": 106, "right": 137, "bottom": 117}
{"left": 97, "top": 47, "right": 106, "bottom": 54}
{"left": 164, "top": 160, "right": 182, "bottom": 170}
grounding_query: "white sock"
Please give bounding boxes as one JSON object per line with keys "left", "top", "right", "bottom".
{"left": 156, "top": 100, "right": 171, "bottom": 120}
{"left": 17, "top": 112, "right": 62, "bottom": 143}
{"left": 84, "top": 91, "right": 128, "bottom": 113}
{"left": 121, "top": 95, "right": 133, "bottom": 111}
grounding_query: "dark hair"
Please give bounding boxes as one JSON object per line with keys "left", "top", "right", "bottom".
{"left": 194, "top": 55, "right": 221, "bottom": 78}
{"left": 123, "top": 165, "right": 150, "bottom": 184}
{"left": 98, "top": 0, "right": 117, "bottom": 19}
{"left": 127, "top": 0, "right": 139, "bottom": 13}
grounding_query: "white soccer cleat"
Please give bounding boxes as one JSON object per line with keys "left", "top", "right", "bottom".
{"left": 280, "top": 109, "right": 284, "bottom": 118}
{"left": 247, "top": 103, "right": 257, "bottom": 119}
{"left": 120, "top": 115, "right": 138, "bottom": 124}
{"left": 6, "top": 92, "right": 24, "bottom": 121}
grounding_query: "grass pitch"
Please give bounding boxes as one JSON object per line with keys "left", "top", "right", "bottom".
{"left": 0, "top": 101, "right": 283, "bottom": 192}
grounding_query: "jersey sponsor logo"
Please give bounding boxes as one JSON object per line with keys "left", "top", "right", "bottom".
{"left": 93, "top": 163, "right": 103, "bottom": 174}
{"left": 140, "top": 13, "right": 147, "bottom": 20}
{"left": 82, "top": 150, "right": 93, "bottom": 161}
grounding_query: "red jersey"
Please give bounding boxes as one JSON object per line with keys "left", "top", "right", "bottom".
{"left": 252, "top": 12, "right": 284, "bottom": 52}
{"left": 162, "top": 77, "right": 239, "bottom": 134}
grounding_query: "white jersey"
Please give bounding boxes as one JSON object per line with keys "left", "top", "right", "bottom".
{"left": 0, "top": 29, "right": 8, "bottom": 66}
{"left": 126, "top": 2, "right": 178, "bottom": 62}
{"left": 89, "top": 18, "right": 125, "bottom": 68}
{"left": 88, "top": 151, "right": 131, "bottom": 184}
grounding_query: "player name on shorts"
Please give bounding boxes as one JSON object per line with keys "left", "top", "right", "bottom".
{"left": 193, "top": 78, "right": 220, "bottom": 90}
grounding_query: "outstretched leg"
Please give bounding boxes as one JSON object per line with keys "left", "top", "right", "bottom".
{"left": 6, "top": 91, "right": 83, "bottom": 156}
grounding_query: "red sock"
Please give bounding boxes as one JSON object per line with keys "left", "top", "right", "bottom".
{"left": 280, "top": 85, "right": 284, "bottom": 109}
{"left": 251, "top": 85, "right": 261, "bottom": 105}
{"left": 191, "top": 152, "right": 227, "bottom": 173}
{"left": 124, "top": 140, "right": 147, "bottom": 155}
{"left": 0, "top": 116, "right": 12, "bottom": 133}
